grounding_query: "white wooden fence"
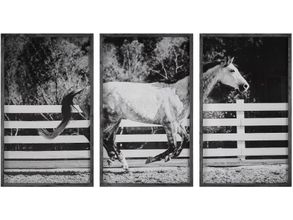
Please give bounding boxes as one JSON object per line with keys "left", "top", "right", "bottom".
{"left": 4, "top": 105, "right": 91, "bottom": 171}
{"left": 103, "top": 119, "right": 191, "bottom": 167}
{"left": 203, "top": 100, "right": 289, "bottom": 166}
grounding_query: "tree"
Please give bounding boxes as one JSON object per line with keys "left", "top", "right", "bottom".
{"left": 4, "top": 35, "right": 91, "bottom": 114}
{"left": 102, "top": 36, "right": 190, "bottom": 83}
{"left": 150, "top": 37, "right": 189, "bottom": 81}
{"left": 102, "top": 40, "right": 150, "bottom": 82}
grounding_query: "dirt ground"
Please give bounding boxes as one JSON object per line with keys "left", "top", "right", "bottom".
{"left": 4, "top": 172, "right": 91, "bottom": 185}
{"left": 102, "top": 167, "right": 191, "bottom": 185}
{"left": 203, "top": 164, "right": 288, "bottom": 185}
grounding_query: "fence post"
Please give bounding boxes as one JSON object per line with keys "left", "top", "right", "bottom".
{"left": 236, "top": 99, "right": 245, "bottom": 161}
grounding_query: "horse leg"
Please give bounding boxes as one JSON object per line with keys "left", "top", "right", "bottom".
{"left": 111, "top": 129, "right": 129, "bottom": 171}
{"left": 103, "top": 140, "right": 116, "bottom": 166}
{"left": 145, "top": 147, "right": 174, "bottom": 164}
{"left": 104, "top": 136, "right": 129, "bottom": 171}
{"left": 103, "top": 121, "right": 119, "bottom": 161}
{"left": 172, "top": 124, "right": 189, "bottom": 158}
{"left": 145, "top": 123, "right": 177, "bottom": 164}
{"left": 103, "top": 119, "right": 129, "bottom": 171}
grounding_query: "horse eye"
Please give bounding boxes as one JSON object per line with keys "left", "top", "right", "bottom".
{"left": 230, "top": 69, "right": 235, "bottom": 73}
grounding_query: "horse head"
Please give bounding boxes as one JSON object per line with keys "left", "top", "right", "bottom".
{"left": 217, "top": 57, "right": 249, "bottom": 93}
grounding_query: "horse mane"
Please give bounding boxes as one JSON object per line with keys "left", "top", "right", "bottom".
{"left": 202, "top": 62, "right": 223, "bottom": 103}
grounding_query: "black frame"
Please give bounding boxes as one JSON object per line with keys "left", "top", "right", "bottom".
{"left": 200, "top": 33, "right": 292, "bottom": 187}
{"left": 1, "top": 33, "right": 94, "bottom": 187}
{"left": 100, "top": 33, "right": 193, "bottom": 187}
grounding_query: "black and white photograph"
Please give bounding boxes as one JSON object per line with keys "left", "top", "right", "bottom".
{"left": 101, "top": 34, "right": 192, "bottom": 186}
{"left": 200, "top": 34, "right": 291, "bottom": 186}
{"left": 1, "top": 34, "right": 93, "bottom": 186}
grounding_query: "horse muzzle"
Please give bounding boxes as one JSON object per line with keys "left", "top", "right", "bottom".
{"left": 238, "top": 83, "right": 249, "bottom": 93}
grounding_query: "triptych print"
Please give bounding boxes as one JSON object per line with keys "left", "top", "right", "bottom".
{"left": 0, "top": 34, "right": 291, "bottom": 186}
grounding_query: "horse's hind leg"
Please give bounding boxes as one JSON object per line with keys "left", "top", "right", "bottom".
{"left": 103, "top": 120, "right": 129, "bottom": 171}
{"left": 103, "top": 122, "right": 119, "bottom": 161}
{"left": 104, "top": 137, "right": 129, "bottom": 171}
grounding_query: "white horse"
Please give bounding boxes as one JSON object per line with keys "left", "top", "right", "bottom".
{"left": 203, "top": 57, "right": 249, "bottom": 103}
{"left": 102, "top": 76, "right": 190, "bottom": 171}
{"left": 202, "top": 56, "right": 250, "bottom": 147}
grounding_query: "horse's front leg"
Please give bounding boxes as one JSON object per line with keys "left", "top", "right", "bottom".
{"left": 145, "top": 148, "right": 174, "bottom": 164}
{"left": 172, "top": 124, "right": 189, "bottom": 157}
{"left": 145, "top": 123, "right": 176, "bottom": 164}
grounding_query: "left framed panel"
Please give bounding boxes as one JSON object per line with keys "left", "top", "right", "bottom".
{"left": 1, "top": 34, "right": 93, "bottom": 186}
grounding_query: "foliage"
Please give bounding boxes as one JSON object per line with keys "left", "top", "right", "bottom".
{"left": 150, "top": 37, "right": 189, "bottom": 81}
{"left": 102, "top": 40, "right": 149, "bottom": 82}
{"left": 4, "top": 35, "right": 91, "bottom": 113}
{"left": 102, "top": 37, "right": 190, "bottom": 83}
{"left": 203, "top": 37, "right": 263, "bottom": 65}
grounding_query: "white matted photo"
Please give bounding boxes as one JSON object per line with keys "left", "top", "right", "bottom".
{"left": 100, "top": 34, "right": 193, "bottom": 186}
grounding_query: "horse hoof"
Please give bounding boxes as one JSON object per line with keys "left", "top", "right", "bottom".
{"left": 165, "top": 155, "right": 171, "bottom": 162}
{"left": 145, "top": 157, "right": 153, "bottom": 164}
{"left": 174, "top": 149, "right": 183, "bottom": 157}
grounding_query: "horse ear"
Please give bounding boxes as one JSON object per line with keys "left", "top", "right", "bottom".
{"left": 229, "top": 57, "right": 234, "bottom": 64}
{"left": 224, "top": 56, "right": 234, "bottom": 66}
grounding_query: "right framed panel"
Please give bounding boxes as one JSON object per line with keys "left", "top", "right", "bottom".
{"left": 200, "top": 34, "right": 291, "bottom": 186}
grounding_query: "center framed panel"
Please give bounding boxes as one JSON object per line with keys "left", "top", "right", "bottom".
{"left": 100, "top": 34, "right": 193, "bottom": 186}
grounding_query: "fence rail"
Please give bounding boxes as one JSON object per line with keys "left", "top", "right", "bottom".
{"left": 203, "top": 100, "right": 289, "bottom": 166}
{"left": 4, "top": 105, "right": 90, "bottom": 171}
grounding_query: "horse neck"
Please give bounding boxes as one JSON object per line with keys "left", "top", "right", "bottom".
{"left": 202, "top": 65, "right": 221, "bottom": 103}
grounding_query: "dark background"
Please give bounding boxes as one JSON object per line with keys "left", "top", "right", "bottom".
{"left": 203, "top": 35, "right": 290, "bottom": 103}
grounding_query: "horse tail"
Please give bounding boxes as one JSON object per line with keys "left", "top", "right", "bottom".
{"left": 38, "top": 89, "right": 83, "bottom": 139}
{"left": 38, "top": 119, "right": 70, "bottom": 139}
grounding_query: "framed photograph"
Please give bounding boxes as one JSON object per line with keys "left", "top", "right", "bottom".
{"left": 100, "top": 34, "right": 193, "bottom": 186}
{"left": 200, "top": 34, "right": 291, "bottom": 186}
{"left": 1, "top": 34, "right": 93, "bottom": 186}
